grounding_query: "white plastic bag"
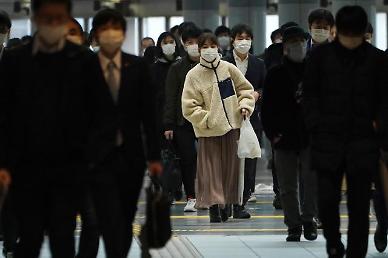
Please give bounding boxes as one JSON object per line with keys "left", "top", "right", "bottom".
{"left": 238, "top": 119, "right": 261, "bottom": 159}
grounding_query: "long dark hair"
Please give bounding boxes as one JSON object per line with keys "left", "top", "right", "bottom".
{"left": 156, "top": 31, "right": 179, "bottom": 59}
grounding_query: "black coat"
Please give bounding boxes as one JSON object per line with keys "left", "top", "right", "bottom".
{"left": 150, "top": 57, "right": 180, "bottom": 133}
{"left": 87, "top": 52, "right": 160, "bottom": 170}
{"left": 163, "top": 56, "right": 197, "bottom": 130}
{"left": 262, "top": 58, "right": 309, "bottom": 150}
{"left": 264, "top": 43, "right": 283, "bottom": 70}
{"left": 0, "top": 41, "right": 92, "bottom": 177}
{"left": 223, "top": 53, "right": 266, "bottom": 130}
{"left": 303, "top": 40, "right": 388, "bottom": 170}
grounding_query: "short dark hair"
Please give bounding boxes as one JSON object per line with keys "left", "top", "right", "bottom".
{"left": 203, "top": 28, "right": 213, "bottom": 34}
{"left": 170, "top": 25, "right": 179, "bottom": 35}
{"left": 142, "top": 37, "right": 155, "bottom": 44}
{"left": 366, "top": 22, "right": 373, "bottom": 34}
{"left": 231, "top": 24, "right": 253, "bottom": 40}
{"left": 270, "top": 29, "right": 281, "bottom": 42}
{"left": 0, "top": 10, "right": 11, "bottom": 29}
{"left": 198, "top": 33, "right": 218, "bottom": 48}
{"left": 181, "top": 26, "right": 202, "bottom": 43}
{"left": 32, "top": 0, "right": 72, "bottom": 14}
{"left": 336, "top": 5, "right": 368, "bottom": 36}
{"left": 178, "top": 21, "right": 197, "bottom": 36}
{"left": 215, "top": 25, "right": 230, "bottom": 37}
{"left": 70, "top": 17, "right": 83, "bottom": 34}
{"left": 92, "top": 8, "right": 127, "bottom": 32}
{"left": 308, "top": 8, "right": 335, "bottom": 27}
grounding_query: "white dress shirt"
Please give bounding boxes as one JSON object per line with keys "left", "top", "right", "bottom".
{"left": 233, "top": 49, "right": 249, "bottom": 76}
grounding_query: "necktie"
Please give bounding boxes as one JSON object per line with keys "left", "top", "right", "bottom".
{"left": 107, "top": 61, "right": 119, "bottom": 103}
{"left": 107, "top": 61, "right": 123, "bottom": 146}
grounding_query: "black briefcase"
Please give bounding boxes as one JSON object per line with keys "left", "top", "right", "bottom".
{"left": 161, "top": 141, "right": 183, "bottom": 201}
{"left": 139, "top": 175, "right": 172, "bottom": 257}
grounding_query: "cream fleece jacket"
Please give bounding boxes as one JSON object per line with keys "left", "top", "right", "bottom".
{"left": 182, "top": 56, "right": 255, "bottom": 138}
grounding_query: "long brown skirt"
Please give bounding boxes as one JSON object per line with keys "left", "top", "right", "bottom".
{"left": 196, "top": 129, "right": 242, "bottom": 208}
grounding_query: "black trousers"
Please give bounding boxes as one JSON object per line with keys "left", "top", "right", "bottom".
{"left": 174, "top": 124, "right": 197, "bottom": 199}
{"left": 373, "top": 167, "right": 388, "bottom": 234}
{"left": 317, "top": 150, "right": 377, "bottom": 258}
{"left": 1, "top": 192, "right": 18, "bottom": 253}
{"left": 271, "top": 148, "right": 280, "bottom": 196}
{"left": 13, "top": 168, "right": 78, "bottom": 258}
{"left": 76, "top": 185, "right": 99, "bottom": 258}
{"left": 91, "top": 149, "right": 145, "bottom": 258}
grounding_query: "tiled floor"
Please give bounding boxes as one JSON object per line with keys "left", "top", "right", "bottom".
{"left": 2, "top": 156, "right": 385, "bottom": 257}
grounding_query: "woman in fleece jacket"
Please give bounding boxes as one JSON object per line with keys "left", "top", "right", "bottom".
{"left": 181, "top": 33, "right": 255, "bottom": 223}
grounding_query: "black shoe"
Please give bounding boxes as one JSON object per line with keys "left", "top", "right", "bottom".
{"left": 273, "top": 195, "right": 282, "bottom": 210}
{"left": 220, "top": 205, "right": 231, "bottom": 222}
{"left": 233, "top": 205, "right": 251, "bottom": 219}
{"left": 286, "top": 227, "right": 302, "bottom": 242}
{"left": 374, "top": 224, "right": 387, "bottom": 253}
{"left": 303, "top": 221, "right": 318, "bottom": 241}
{"left": 209, "top": 205, "right": 222, "bottom": 223}
{"left": 328, "top": 243, "right": 345, "bottom": 258}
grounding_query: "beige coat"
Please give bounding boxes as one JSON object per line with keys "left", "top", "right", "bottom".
{"left": 182, "top": 57, "right": 255, "bottom": 138}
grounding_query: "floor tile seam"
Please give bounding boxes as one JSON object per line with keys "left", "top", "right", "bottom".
{"left": 237, "top": 236, "right": 263, "bottom": 258}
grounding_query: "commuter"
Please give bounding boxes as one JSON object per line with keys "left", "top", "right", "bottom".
{"left": 264, "top": 21, "right": 298, "bottom": 70}
{"left": 150, "top": 32, "right": 181, "bottom": 145}
{"left": 307, "top": 8, "right": 335, "bottom": 51}
{"left": 223, "top": 24, "right": 266, "bottom": 219}
{"left": 0, "top": 10, "right": 11, "bottom": 59}
{"left": 0, "top": 11, "right": 18, "bottom": 258}
{"left": 163, "top": 26, "right": 202, "bottom": 212}
{"left": 215, "top": 25, "right": 232, "bottom": 57}
{"left": 140, "top": 36, "right": 155, "bottom": 55}
{"left": 181, "top": 32, "right": 255, "bottom": 223}
{"left": 176, "top": 21, "right": 197, "bottom": 56}
{"left": 365, "top": 23, "right": 373, "bottom": 43}
{"left": 66, "top": 17, "right": 85, "bottom": 45}
{"left": 271, "top": 29, "right": 282, "bottom": 44}
{"left": 0, "top": 0, "right": 93, "bottom": 257}
{"left": 65, "top": 18, "right": 100, "bottom": 258}
{"left": 88, "top": 9, "right": 162, "bottom": 258}
{"left": 303, "top": 6, "right": 388, "bottom": 257}
{"left": 262, "top": 26, "right": 317, "bottom": 242}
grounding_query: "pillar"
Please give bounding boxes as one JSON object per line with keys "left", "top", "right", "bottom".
{"left": 182, "top": 0, "right": 220, "bottom": 31}
{"left": 278, "top": 0, "right": 320, "bottom": 31}
{"left": 228, "top": 0, "right": 266, "bottom": 55}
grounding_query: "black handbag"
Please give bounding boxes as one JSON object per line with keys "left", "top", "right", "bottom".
{"left": 139, "top": 175, "right": 172, "bottom": 257}
{"left": 160, "top": 141, "right": 183, "bottom": 201}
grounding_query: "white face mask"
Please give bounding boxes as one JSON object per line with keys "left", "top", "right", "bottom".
{"left": 201, "top": 48, "right": 219, "bottom": 63}
{"left": 0, "top": 33, "right": 8, "bottom": 47}
{"left": 285, "top": 41, "right": 307, "bottom": 63}
{"left": 38, "top": 24, "right": 67, "bottom": 45}
{"left": 218, "top": 36, "right": 230, "bottom": 50}
{"left": 98, "top": 29, "right": 125, "bottom": 55}
{"left": 186, "top": 44, "right": 200, "bottom": 58}
{"left": 311, "top": 29, "right": 330, "bottom": 44}
{"left": 162, "top": 43, "right": 176, "bottom": 56}
{"left": 274, "top": 38, "right": 282, "bottom": 44}
{"left": 66, "top": 35, "right": 83, "bottom": 46}
{"left": 234, "top": 39, "right": 252, "bottom": 55}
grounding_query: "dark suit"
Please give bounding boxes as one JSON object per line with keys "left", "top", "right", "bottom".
{"left": 223, "top": 53, "right": 266, "bottom": 204}
{"left": 87, "top": 52, "right": 160, "bottom": 258}
{"left": 0, "top": 40, "right": 92, "bottom": 258}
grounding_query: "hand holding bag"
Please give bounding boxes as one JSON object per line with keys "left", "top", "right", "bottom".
{"left": 238, "top": 119, "right": 262, "bottom": 159}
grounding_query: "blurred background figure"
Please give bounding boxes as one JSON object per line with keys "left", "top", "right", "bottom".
{"left": 215, "top": 25, "right": 231, "bottom": 57}
{"left": 140, "top": 36, "right": 155, "bottom": 55}
{"left": 0, "top": 9, "right": 11, "bottom": 59}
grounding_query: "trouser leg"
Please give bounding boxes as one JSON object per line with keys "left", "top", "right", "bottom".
{"left": 275, "top": 150, "right": 300, "bottom": 229}
{"left": 174, "top": 126, "right": 197, "bottom": 199}
{"left": 299, "top": 148, "right": 317, "bottom": 223}
{"left": 2, "top": 192, "right": 18, "bottom": 253}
